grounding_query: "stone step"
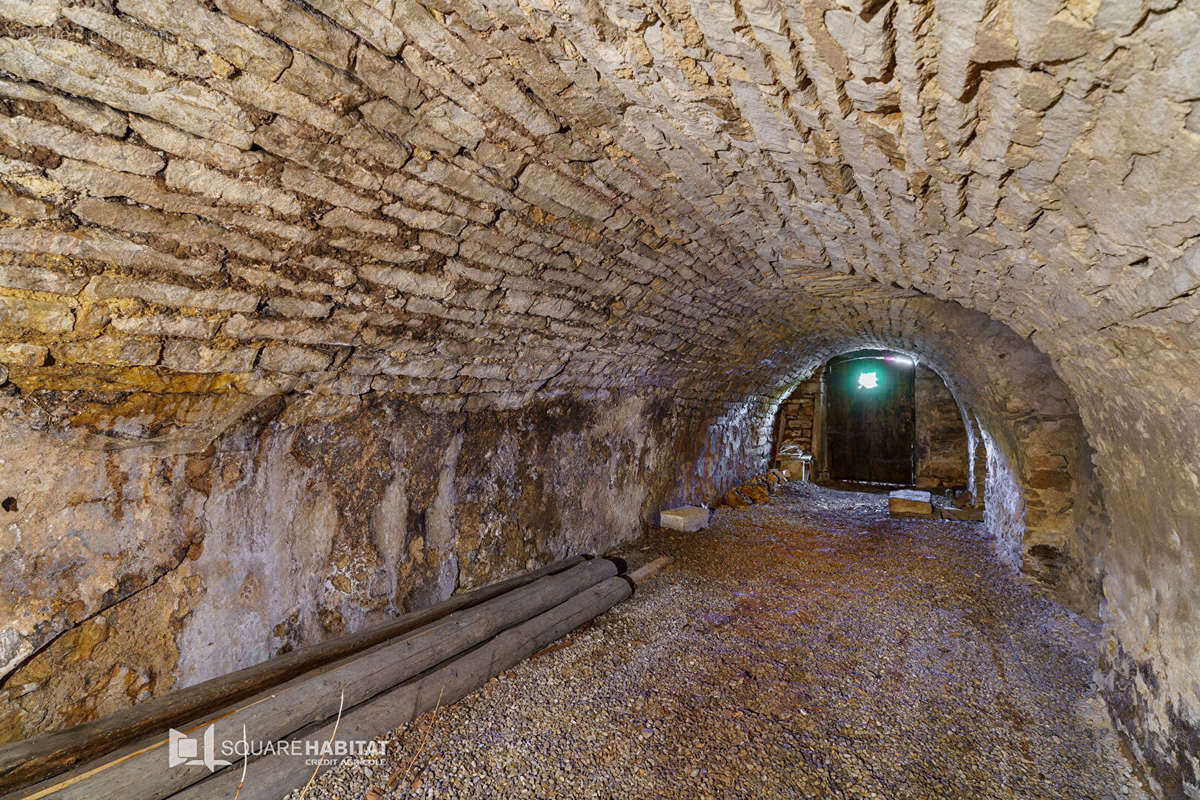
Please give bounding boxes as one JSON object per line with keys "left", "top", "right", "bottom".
{"left": 658, "top": 506, "right": 711, "bottom": 532}
{"left": 888, "top": 489, "right": 935, "bottom": 519}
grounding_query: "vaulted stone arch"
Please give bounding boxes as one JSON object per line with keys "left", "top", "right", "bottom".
{"left": 670, "top": 293, "right": 1104, "bottom": 610}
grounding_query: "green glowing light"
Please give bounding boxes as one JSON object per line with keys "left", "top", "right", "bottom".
{"left": 857, "top": 370, "right": 879, "bottom": 389}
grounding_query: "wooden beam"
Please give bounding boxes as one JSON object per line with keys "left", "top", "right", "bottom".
{"left": 5, "top": 559, "right": 617, "bottom": 800}
{"left": 628, "top": 555, "right": 673, "bottom": 584}
{"left": 0, "top": 555, "right": 587, "bottom": 795}
{"left": 173, "top": 577, "right": 634, "bottom": 800}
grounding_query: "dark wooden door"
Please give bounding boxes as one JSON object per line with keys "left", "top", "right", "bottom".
{"left": 825, "top": 357, "right": 915, "bottom": 484}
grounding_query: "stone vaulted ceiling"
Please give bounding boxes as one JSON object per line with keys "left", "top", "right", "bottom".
{"left": 0, "top": 0, "right": 1195, "bottom": 407}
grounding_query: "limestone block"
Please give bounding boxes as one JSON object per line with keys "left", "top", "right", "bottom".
{"left": 0, "top": 182, "right": 49, "bottom": 219}
{"left": 659, "top": 506, "right": 711, "bottom": 532}
{"left": 91, "top": 276, "right": 259, "bottom": 312}
{"left": 336, "top": 240, "right": 425, "bottom": 266}
{"left": 214, "top": 0, "right": 355, "bottom": 69}
{"left": 302, "top": 256, "right": 356, "bottom": 289}
{"left": 413, "top": 97, "right": 484, "bottom": 151}
{"left": 0, "top": 76, "right": 127, "bottom": 136}
{"left": 382, "top": 203, "right": 466, "bottom": 235}
{"left": 218, "top": 72, "right": 350, "bottom": 135}
{"left": 319, "top": 208, "right": 398, "bottom": 238}
{"left": 51, "top": 159, "right": 208, "bottom": 217}
{"left": 354, "top": 44, "right": 424, "bottom": 108}
{"left": 515, "top": 162, "right": 616, "bottom": 222}
{"left": 116, "top": 0, "right": 292, "bottom": 79}
{"left": 0, "top": 264, "right": 87, "bottom": 296}
{"left": 160, "top": 340, "right": 259, "bottom": 372}
{"left": 418, "top": 231, "right": 459, "bottom": 257}
{"left": 63, "top": 7, "right": 212, "bottom": 79}
{"left": 259, "top": 343, "right": 333, "bottom": 373}
{"left": 0, "top": 228, "right": 214, "bottom": 278}
{"left": 476, "top": 74, "right": 560, "bottom": 136}
{"left": 0, "top": 295, "right": 74, "bottom": 333}
{"left": 0, "top": 0, "right": 59, "bottom": 26}
{"left": 281, "top": 166, "right": 378, "bottom": 213}
{"left": 55, "top": 335, "right": 161, "bottom": 367}
{"left": 267, "top": 296, "right": 333, "bottom": 319}
{"left": 254, "top": 119, "right": 382, "bottom": 191}
{"left": 0, "top": 115, "right": 163, "bottom": 175}
{"left": 231, "top": 266, "right": 339, "bottom": 301}
{"left": 1016, "top": 72, "right": 1062, "bottom": 112}
{"left": 0, "top": 37, "right": 252, "bottom": 147}
{"left": 304, "top": 0, "right": 406, "bottom": 56}
{"left": 1143, "top": 7, "right": 1200, "bottom": 101}
{"left": 400, "top": 155, "right": 508, "bottom": 206}
{"left": 888, "top": 489, "right": 934, "bottom": 518}
{"left": 222, "top": 314, "right": 357, "bottom": 345}
{"left": 359, "top": 264, "right": 452, "bottom": 299}
{"left": 1011, "top": 1, "right": 1091, "bottom": 65}
{"left": 165, "top": 159, "right": 301, "bottom": 216}
{"left": 109, "top": 313, "right": 219, "bottom": 339}
{"left": 825, "top": 4, "right": 894, "bottom": 81}
{"left": 0, "top": 342, "right": 48, "bottom": 366}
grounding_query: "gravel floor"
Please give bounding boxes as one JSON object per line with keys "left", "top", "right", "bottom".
{"left": 289, "top": 483, "right": 1148, "bottom": 800}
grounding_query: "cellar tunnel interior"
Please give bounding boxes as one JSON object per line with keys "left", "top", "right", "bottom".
{"left": 0, "top": 0, "right": 1196, "bottom": 796}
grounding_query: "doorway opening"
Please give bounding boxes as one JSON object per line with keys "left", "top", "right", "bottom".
{"left": 771, "top": 350, "right": 973, "bottom": 494}
{"left": 825, "top": 351, "right": 916, "bottom": 485}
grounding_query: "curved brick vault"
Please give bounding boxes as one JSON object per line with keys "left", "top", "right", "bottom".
{"left": 0, "top": 0, "right": 1196, "bottom": 794}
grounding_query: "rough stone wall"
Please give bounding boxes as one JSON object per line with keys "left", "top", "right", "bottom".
{"left": 914, "top": 363, "right": 968, "bottom": 490}
{"left": 1065, "top": 342, "right": 1200, "bottom": 799}
{"left": 0, "top": 387, "right": 708, "bottom": 743}
{"left": 0, "top": 0, "right": 1193, "bottom": 792}
{"left": 773, "top": 367, "right": 821, "bottom": 456}
{"left": 983, "top": 428, "right": 1025, "bottom": 570}
{"left": 673, "top": 394, "right": 779, "bottom": 505}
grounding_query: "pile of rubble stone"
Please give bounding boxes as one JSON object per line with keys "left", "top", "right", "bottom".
{"left": 719, "top": 468, "right": 792, "bottom": 509}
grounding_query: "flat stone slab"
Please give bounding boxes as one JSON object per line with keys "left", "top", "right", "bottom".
{"left": 659, "top": 506, "right": 711, "bottom": 532}
{"left": 941, "top": 506, "right": 984, "bottom": 522}
{"left": 889, "top": 489, "right": 934, "bottom": 518}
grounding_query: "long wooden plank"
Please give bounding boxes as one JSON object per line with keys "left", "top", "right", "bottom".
{"left": 7, "top": 559, "right": 619, "bottom": 800}
{"left": 0, "top": 555, "right": 587, "bottom": 794}
{"left": 171, "top": 576, "right": 634, "bottom": 800}
{"left": 628, "top": 555, "right": 673, "bottom": 583}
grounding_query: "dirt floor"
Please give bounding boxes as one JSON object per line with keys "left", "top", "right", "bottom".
{"left": 293, "top": 482, "right": 1148, "bottom": 800}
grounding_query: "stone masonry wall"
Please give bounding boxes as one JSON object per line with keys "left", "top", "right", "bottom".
{"left": 773, "top": 367, "right": 821, "bottom": 459}
{"left": 914, "top": 363, "right": 968, "bottom": 491}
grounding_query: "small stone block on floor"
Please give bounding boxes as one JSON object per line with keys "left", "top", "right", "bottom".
{"left": 889, "top": 489, "right": 934, "bottom": 518}
{"left": 941, "top": 506, "right": 984, "bottom": 522}
{"left": 659, "top": 506, "right": 711, "bottom": 532}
